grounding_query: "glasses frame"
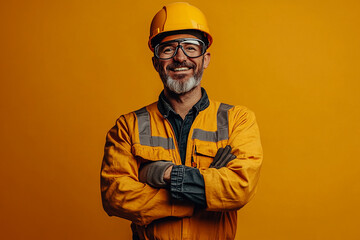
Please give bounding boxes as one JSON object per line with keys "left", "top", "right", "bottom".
{"left": 154, "top": 38, "right": 207, "bottom": 60}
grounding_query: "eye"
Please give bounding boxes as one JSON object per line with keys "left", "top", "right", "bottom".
{"left": 160, "top": 45, "right": 175, "bottom": 54}
{"left": 184, "top": 44, "right": 200, "bottom": 52}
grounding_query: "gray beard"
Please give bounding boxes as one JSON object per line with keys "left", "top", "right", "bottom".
{"left": 165, "top": 76, "right": 201, "bottom": 94}
{"left": 157, "top": 56, "right": 205, "bottom": 94}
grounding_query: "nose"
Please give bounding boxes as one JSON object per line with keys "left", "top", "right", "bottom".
{"left": 173, "top": 46, "right": 187, "bottom": 62}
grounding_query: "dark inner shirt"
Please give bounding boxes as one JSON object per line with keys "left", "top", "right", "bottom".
{"left": 157, "top": 88, "right": 209, "bottom": 207}
{"left": 157, "top": 88, "right": 210, "bottom": 164}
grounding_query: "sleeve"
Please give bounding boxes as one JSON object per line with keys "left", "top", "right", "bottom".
{"left": 100, "top": 115, "right": 194, "bottom": 226}
{"left": 200, "top": 108, "right": 263, "bottom": 211}
{"left": 170, "top": 165, "right": 207, "bottom": 207}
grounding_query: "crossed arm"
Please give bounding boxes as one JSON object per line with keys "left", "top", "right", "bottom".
{"left": 138, "top": 145, "right": 237, "bottom": 207}
{"left": 101, "top": 108, "right": 262, "bottom": 225}
{"left": 101, "top": 118, "right": 194, "bottom": 226}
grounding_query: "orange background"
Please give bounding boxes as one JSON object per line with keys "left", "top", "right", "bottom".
{"left": 1, "top": 0, "right": 360, "bottom": 239}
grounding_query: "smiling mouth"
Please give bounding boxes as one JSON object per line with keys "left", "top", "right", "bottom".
{"left": 172, "top": 67, "right": 191, "bottom": 72}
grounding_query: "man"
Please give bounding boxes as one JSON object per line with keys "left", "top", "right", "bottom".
{"left": 101, "top": 2, "right": 263, "bottom": 240}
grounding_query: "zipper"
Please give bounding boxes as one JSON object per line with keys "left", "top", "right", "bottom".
{"left": 187, "top": 110, "right": 202, "bottom": 168}
{"left": 164, "top": 118, "right": 182, "bottom": 165}
{"left": 191, "top": 145, "right": 197, "bottom": 168}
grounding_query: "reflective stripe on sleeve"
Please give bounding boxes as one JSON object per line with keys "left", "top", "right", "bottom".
{"left": 135, "top": 107, "right": 175, "bottom": 149}
{"left": 192, "top": 103, "right": 234, "bottom": 142}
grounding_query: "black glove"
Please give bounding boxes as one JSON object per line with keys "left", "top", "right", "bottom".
{"left": 138, "top": 161, "right": 174, "bottom": 188}
{"left": 209, "top": 145, "right": 236, "bottom": 169}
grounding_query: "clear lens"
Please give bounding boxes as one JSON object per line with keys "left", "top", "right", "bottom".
{"left": 155, "top": 38, "right": 206, "bottom": 60}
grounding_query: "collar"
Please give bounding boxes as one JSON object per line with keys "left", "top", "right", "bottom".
{"left": 157, "top": 88, "right": 210, "bottom": 118}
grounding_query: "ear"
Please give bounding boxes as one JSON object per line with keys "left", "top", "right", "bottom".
{"left": 203, "top": 52, "right": 211, "bottom": 69}
{"left": 152, "top": 56, "right": 160, "bottom": 72}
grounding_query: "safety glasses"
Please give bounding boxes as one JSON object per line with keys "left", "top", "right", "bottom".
{"left": 154, "top": 38, "right": 207, "bottom": 60}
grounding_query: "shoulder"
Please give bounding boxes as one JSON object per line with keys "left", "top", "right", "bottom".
{"left": 209, "top": 99, "right": 255, "bottom": 116}
{"left": 107, "top": 102, "right": 159, "bottom": 138}
{"left": 115, "top": 102, "right": 160, "bottom": 125}
{"left": 209, "top": 99, "right": 257, "bottom": 126}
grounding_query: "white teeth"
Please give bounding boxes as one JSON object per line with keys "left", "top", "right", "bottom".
{"left": 174, "top": 67, "right": 189, "bottom": 71}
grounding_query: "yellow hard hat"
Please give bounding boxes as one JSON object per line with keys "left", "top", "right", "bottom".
{"left": 148, "top": 2, "right": 213, "bottom": 51}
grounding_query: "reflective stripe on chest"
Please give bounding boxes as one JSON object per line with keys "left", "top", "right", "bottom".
{"left": 192, "top": 103, "right": 233, "bottom": 142}
{"left": 134, "top": 103, "right": 233, "bottom": 148}
{"left": 135, "top": 107, "right": 175, "bottom": 150}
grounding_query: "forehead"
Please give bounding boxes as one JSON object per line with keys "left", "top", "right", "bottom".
{"left": 160, "top": 34, "right": 200, "bottom": 43}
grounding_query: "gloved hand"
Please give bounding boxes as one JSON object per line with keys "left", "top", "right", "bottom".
{"left": 209, "top": 145, "right": 236, "bottom": 169}
{"left": 138, "top": 161, "right": 174, "bottom": 188}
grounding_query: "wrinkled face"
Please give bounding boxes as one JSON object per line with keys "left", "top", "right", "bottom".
{"left": 152, "top": 34, "right": 211, "bottom": 94}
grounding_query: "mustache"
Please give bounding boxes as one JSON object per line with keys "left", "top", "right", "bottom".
{"left": 166, "top": 62, "right": 195, "bottom": 70}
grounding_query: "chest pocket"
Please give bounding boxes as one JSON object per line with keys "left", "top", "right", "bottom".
{"left": 194, "top": 142, "right": 218, "bottom": 169}
{"left": 132, "top": 144, "right": 174, "bottom": 163}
